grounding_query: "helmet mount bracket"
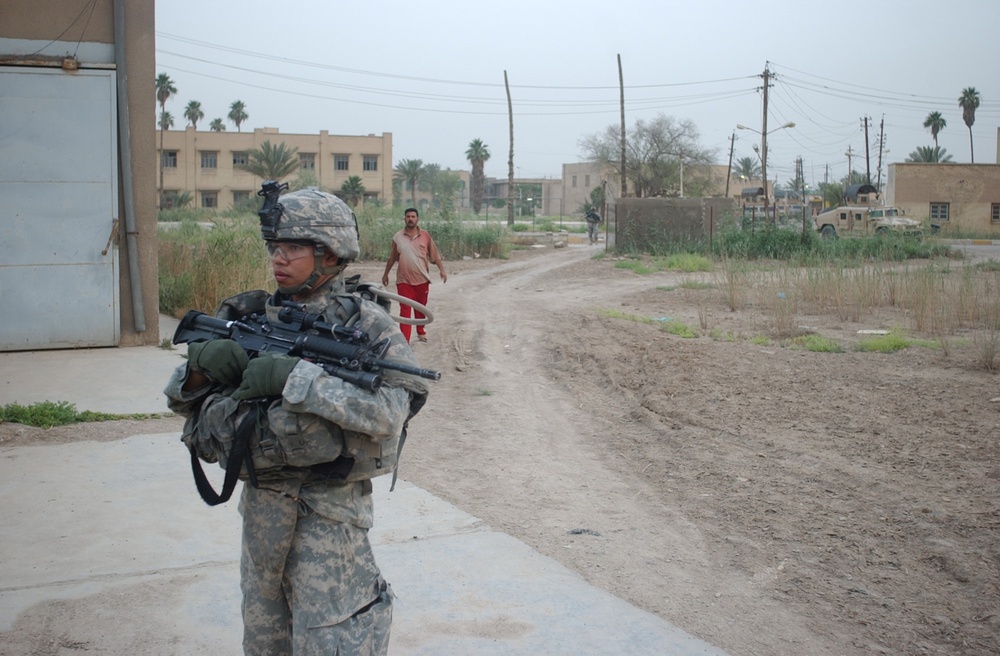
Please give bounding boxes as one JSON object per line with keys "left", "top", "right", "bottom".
{"left": 258, "top": 180, "right": 290, "bottom": 240}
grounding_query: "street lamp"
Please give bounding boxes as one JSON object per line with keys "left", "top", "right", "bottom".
{"left": 737, "top": 121, "right": 795, "bottom": 220}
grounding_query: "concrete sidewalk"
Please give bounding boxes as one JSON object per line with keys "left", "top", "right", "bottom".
{"left": 0, "top": 317, "right": 727, "bottom": 655}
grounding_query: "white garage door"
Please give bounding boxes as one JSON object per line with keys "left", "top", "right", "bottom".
{"left": 0, "top": 66, "right": 120, "bottom": 351}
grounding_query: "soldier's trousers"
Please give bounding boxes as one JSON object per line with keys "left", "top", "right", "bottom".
{"left": 240, "top": 505, "right": 392, "bottom": 655}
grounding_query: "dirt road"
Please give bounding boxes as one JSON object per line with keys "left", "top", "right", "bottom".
{"left": 360, "top": 245, "right": 1000, "bottom": 656}
{"left": 4, "top": 243, "right": 997, "bottom": 655}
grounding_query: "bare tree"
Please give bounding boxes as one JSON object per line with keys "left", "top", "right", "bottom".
{"left": 580, "top": 114, "right": 715, "bottom": 198}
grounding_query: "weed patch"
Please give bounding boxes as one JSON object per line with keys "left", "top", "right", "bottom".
{"left": 789, "top": 334, "right": 843, "bottom": 352}
{"left": 856, "top": 330, "right": 910, "bottom": 353}
{"left": 0, "top": 401, "right": 167, "bottom": 428}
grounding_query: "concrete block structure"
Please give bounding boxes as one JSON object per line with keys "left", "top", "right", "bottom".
{"left": 886, "top": 163, "right": 1000, "bottom": 235}
{"left": 158, "top": 127, "right": 393, "bottom": 209}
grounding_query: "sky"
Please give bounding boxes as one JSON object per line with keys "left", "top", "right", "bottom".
{"left": 155, "top": 0, "right": 1000, "bottom": 189}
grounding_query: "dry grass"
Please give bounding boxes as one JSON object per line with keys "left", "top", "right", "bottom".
{"left": 712, "top": 259, "right": 1000, "bottom": 369}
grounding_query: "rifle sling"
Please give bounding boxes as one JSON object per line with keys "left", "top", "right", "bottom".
{"left": 189, "top": 407, "right": 259, "bottom": 506}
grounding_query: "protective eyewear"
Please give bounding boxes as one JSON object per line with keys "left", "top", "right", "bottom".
{"left": 265, "top": 241, "right": 314, "bottom": 261}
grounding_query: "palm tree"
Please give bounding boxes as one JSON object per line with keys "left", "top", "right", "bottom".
{"left": 906, "top": 146, "right": 953, "bottom": 163}
{"left": 393, "top": 159, "right": 424, "bottom": 206}
{"left": 818, "top": 182, "right": 844, "bottom": 210}
{"left": 957, "top": 87, "right": 981, "bottom": 163}
{"left": 465, "top": 139, "right": 491, "bottom": 214}
{"left": 209, "top": 118, "right": 226, "bottom": 132}
{"left": 340, "top": 176, "right": 366, "bottom": 207}
{"left": 228, "top": 100, "right": 248, "bottom": 132}
{"left": 183, "top": 100, "right": 204, "bottom": 130}
{"left": 922, "top": 111, "right": 946, "bottom": 148}
{"left": 155, "top": 73, "right": 177, "bottom": 206}
{"left": 734, "top": 156, "right": 761, "bottom": 180}
{"left": 158, "top": 110, "right": 174, "bottom": 131}
{"left": 236, "top": 140, "right": 299, "bottom": 181}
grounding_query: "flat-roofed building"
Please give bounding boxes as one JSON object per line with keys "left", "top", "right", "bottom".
{"left": 158, "top": 127, "right": 393, "bottom": 209}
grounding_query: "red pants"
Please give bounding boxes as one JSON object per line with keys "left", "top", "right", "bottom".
{"left": 396, "top": 282, "right": 429, "bottom": 342}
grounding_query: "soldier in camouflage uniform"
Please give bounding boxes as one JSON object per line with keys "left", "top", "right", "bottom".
{"left": 164, "top": 188, "right": 429, "bottom": 655}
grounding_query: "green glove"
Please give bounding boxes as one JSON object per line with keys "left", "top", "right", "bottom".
{"left": 187, "top": 340, "right": 249, "bottom": 387}
{"left": 232, "top": 355, "right": 300, "bottom": 401}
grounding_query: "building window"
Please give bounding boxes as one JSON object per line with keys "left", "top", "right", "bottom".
{"left": 161, "top": 151, "right": 177, "bottom": 168}
{"left": 991, "top": 203, "right": 1000, "bottom": 223}
{"left": 585, "top": 175, "right": 590, "bottom": 187}
{"left": 363, "top": 155, "right": 378, "bottom": 172}
{"left": 334, "top": 154, "right": 349, "bottom": 171}
{"left": 299, "top": 153, "right": 316, "bottom": 170}
{"left": 201, "top": 191, "right": 218, "bottom": 209}
{"left": 930, "top": 202, "right": 950, "bottom": 221}
{"left": 200, "top": 151, "right": 218, "bottom": 169}
{"left": 232, "top": 151, "right": 248, "bottom": 167}
{"left": 233, "top": 191, "right": 251, "bottom": 206}
{"left": 572, "top": 175, "right": 577, "bottom": 188}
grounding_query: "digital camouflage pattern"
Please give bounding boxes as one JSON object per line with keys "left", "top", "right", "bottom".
{"left": 268, "top": 189, "right": 361, "bottom": 262}
{"left": 164, "top": 274, "right": 427, "bottom": 655}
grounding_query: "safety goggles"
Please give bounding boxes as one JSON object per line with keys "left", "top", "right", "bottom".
{"left": 265, "top": 241, "right": 314, "bottom": 261}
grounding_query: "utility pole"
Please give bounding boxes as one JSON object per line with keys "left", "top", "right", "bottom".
{"left": 876, "top": 116, "right": 886, "bottom": 192}
{"left": 761, "top": 64, "right": 771, "bottom": 221}
{"left": 795, "top": 156, "right": 804, "bottom": 199}
{"left": 724, "top": 132, "right": 736, "bottom": 198}
{"left": 505, "top": 70, "right": 514, "bottom": 227}
{"left": 618, "top": 54, "right": 627, "bottom": 198}
{"left": 845, "top": 145, "right": 854, "bottom": 183}
{"left": 678, "top": 150, "right": 685, "bottom": 197}
{"left": 862, "top": 116, "right": 872, "bottom": 186}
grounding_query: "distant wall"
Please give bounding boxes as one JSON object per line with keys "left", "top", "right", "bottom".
{"left": 886, "top": 163, "right": 1000, "bottom": 234}
{"left": 615, "top": 197, "right": 737, "bottom": 250}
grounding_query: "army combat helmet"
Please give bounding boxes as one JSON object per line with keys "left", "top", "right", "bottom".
{"left": 257, "top": 181, "right": 361, "bottom": 294}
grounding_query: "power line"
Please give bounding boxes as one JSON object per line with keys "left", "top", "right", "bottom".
{"left": 157, "top": 31, "right": 757, "bottom": 91}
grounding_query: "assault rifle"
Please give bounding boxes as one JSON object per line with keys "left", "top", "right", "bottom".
{"left": 173, "top": 301, "right": 441, "bottom": 391}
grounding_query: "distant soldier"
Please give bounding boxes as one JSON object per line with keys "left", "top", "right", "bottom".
{"left": 585, "top": 210, "right": 603, "bottom": 245}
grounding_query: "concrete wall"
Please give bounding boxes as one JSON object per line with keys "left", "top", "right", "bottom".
{"left": 886, "top": 163, "right": 1000, "bottom": 234}
{"left": 1, "top": 0, "right": 158, "bottom": 346}
{"left": 615, "top": 197, "right": 738, "bottom": 251}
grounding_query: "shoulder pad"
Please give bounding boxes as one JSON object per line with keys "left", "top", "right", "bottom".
{"left": 216, "top": 290, "right": 269, "bottom": 320}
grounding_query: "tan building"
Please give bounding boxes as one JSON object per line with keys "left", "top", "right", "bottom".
{"left": 561, "top": 162, "right": 607, "bottom": 216}
{"left": 886, "top": 163, "right": 1000, "bottom": 234}
{"left": 158, "top": 127, "right": 393, "bottom": 209}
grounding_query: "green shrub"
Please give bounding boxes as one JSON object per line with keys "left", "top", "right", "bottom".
{"left": 657, "top": 319, "right": 697, "bottom": 338}
{"left": 856, "top": 330, "right": 910, "bottom": 353}
{"left": 710, "top": 225, "right": 952, "bottom": 263}
{"left": 0, "top": 401, "right": 161, "bottom": 428}
{"left": 790, "top": 334, "right": 843, "bottom": 352}
{"left": 665, "top": 253, "right": 713, "bottom": 272}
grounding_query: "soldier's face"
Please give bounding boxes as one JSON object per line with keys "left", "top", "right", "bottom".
{"left": 270, "top": 242, "right": 316, "bottom": 289}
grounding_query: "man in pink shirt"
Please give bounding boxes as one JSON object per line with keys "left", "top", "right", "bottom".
{"left": 381, "top": 207, "right": 447, "bottom": 343}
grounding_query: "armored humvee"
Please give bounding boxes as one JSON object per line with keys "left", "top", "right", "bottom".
{"left": 813, "top": 205, "right": 922, "bottom": 240}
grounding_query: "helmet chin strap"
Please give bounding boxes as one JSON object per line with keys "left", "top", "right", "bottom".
{"left": 276, "top": 247, "right": 346, "bottom": 296}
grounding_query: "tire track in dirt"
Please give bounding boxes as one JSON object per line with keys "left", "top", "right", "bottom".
{"left": 391, "top": 247, "right": 847, "bottom": 656}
